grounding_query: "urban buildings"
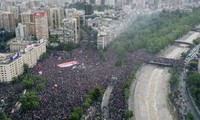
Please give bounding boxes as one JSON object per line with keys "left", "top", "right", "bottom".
{"left": 62, "top": 18, "right": 78, "bottom": 43}
{"left": 34, "top": 12, "right": 49, "bottom": 40}
{"left": 85, "top": 4, "right": 94, "bottom": 15}
{"left": 48, "top": 8, "right": 62, "bottom": 30}
{"left": 65, "top": 8, "right": 81, "bottom": 41}
{"left": 0, "top": 39, "right": 46, "bottom": 82}
{"left": 19, "top": 12, "right": 36, "bottom": 37}
{"left": 0, "top": 11, "right": 16, "bottom": 31}
{"left": 15, "top": 23, "right": 27, "bottom": 40}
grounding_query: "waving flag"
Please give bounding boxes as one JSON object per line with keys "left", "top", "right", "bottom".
{"left": 57, "top": 61, "right": 79, "bottom": 68}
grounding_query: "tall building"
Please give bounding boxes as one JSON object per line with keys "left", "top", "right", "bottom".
{"left": 62, "top": 18, "right": 78, "bottom": 44}
{"left": 65, "top": 9, "right": 81, "bottom": 41}
{"left": 48, "top": 8, "right": 62, "bottom": 30}
{"left": 19, "top": 12, "right": 36, "bottom": 37}
{"left": 85, "top": 4, "right": 93, "bottom": 15}
{"left": 15, "top": 23, "right": 27, "bottom": 40}
{"left": 34, "top": 12, "right": 49, "bottom": 40}
{"left": 71, "top": 13, "right": 81, "bottom": 42}
{"left": 0, "top": 12, "right": 16, "bottom": 31}
{"left": 90, "top": 0, "right": 96, "bottom": 4}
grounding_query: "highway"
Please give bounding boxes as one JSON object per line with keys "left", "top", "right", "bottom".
{"left": 129, "top": 31, "right": 200, "bottom": 120}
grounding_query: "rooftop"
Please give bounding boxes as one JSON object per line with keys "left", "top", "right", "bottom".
{"left": 0, "top": 53, "right": 18, "bottom": 64}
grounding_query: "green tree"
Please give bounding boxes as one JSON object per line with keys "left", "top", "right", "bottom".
{"left": 188, "top": 61, "right": 198, "bottom": 70}
{"left": 19, "top": 92, "right": 39, "bottom": 110}
{"left": 0, "top": 110, "right": 6, "bottom": 120}
{"left": 36, "top": 83, "right": 45, "bottom": 92}
{"left": 181, "top": 52, "right": 188, "bottom": 58}
{"left": 186, "top": 112, "right": 194, "bottom": 120}
{"left": 125, "top": 110, "right": 133, "bottom": 119}
{"left": 22, "top": 77, "right": 34, "bottom": 89}
{"left": 23, "top": 64, "right": 29, "bottom": 74}
{"left": 193, "top": 37, "right": 200, "bottom": 45}
{"left": 93, "top": 86, "right": 101, "bottom": 100}
{"left": 69, "top": 112, "right": 79, "bottom": 120}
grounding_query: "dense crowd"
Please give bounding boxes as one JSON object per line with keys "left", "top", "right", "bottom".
{"left": 0, "top": 46, "right": 184, "bottom": 119}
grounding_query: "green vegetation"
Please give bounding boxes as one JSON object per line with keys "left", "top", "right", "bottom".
{"left": 186, "top": 112, "right": 194, "bottom": 120}
{"left": 115, "top": 59, "right": 123, "bottom": 67}
{"left": 0, "top": 110, "right": 11, "bottom": 120}
{"left": 0, "top": 42, "right": 7, "bottom": 51}
{"left": 193, "top": 37, "right": 200, "bottom": 45}
{"left": 22, "top": 76, "right": 34, "bottom": 89}
{"left": 69, "top": 107, "right": 83, "bottom": 120}
{"left": 0, "top": 30, "right": 15, "bottom": 42}
{"left": 112, "top": 8, "right": 200, "bottom": 60}
{"left": 11, "top": 73, "right": 46, "bottom": 111}
{"left": 69, "top": 86, "right": 102, "bottom": 120}
{"left": 83, "top": 86, "right": 101, "bottom": 109}
{"left": 188, "top": 61, "right": 198, "bottom": 71}
{"left": 0, "top": 30, "right": 15, "bottom": 51}
{"left": 36, "top": 83, "right": 45, "bottom": 92}
{"left": 125, "top": 110, "right": 134, "bottom": 119}
{"left": 124, "top": 70, "right": 136, "bottom": 100}
{"left": 123, "top": 69, "right": 136, "bottom": 119}
{"left": 169, "top": 69, "right": 179, "bottom": 88}
{"left": 187, "top": 72, "right": 200, "bottom": 110}
{"left": 181, "top": 52, "right": 188, "bottom": 58}
{"left": 23, "top": 64, "right": 29, "bottom": 74}
{"left": 19, "top": 92, "right": 39, "bottom": 110}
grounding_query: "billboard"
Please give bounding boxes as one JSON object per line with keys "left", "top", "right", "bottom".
{"left": 9, "top": 52, "right": 20, "bottom": 61}
{"left": 34, "top": 12, "right": 46, "bottom": 16}
{"left": 24, "top": 44, "right": 34, "bottom": 52}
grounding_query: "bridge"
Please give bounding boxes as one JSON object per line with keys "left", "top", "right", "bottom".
{"left": 145, "top": 57, "right": 184, "bottom": 69}
{"left": 191, "top": 28, "right": 200, "bottom": 32}
{"left": 173, "top": 40, "right": 194, "bottom": 46}
{"left": 147, "top": 61, "right": 172, "bottom": 67}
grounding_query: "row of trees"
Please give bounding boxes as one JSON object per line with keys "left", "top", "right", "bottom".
{"left": 123, "top": 69, "right": 136, "bottom": 119}
{"left": 187, "top": 72, "right": 200, "bottom": 110}
{"left": 69, "top": 86, "right": 101, "bottom": 120}
{"left": 12, "top": 64, "right": 46, "bottom": 111}
{"left": 169, "top": 69, "right": 179, "bottom": 89}
{"left": 112, "top": 8, "right": 200, "bottom": 60}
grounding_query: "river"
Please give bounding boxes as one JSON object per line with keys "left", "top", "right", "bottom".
{"left": 129, "top": 31, "right": 200, "bottom": 120}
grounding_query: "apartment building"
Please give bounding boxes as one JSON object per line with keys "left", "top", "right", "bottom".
{"left": 0, "top": 39, "right": 46, "bottom": 82}
{"left": 0, "top": 11, "right": 16, "bottom": 31}
{"left": 34, "top": 12, "right": 49, "bottom": 40}
{"left": 48, "top": 8, "right": 62, "bottom": 30}
{"left": 62, "top": 18, "right": 78, "bottom": 43}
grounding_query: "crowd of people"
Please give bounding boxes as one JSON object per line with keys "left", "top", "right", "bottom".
{"left": 0, "top": 45, "right": 184, "bottom": 119}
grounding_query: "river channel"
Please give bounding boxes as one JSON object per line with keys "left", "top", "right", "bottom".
{"left": 129, "top": 31, "right": 200, "bottom": 120}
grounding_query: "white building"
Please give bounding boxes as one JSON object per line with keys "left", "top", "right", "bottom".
{"left": 62, "top": 18, "right": 78, "bottom": 44}
{"left": 0, "top": 53, "right": 23, "bottom": 82}
{"left": 48, "top": 8, "right": 62, "bottom": 30}
{"left": 15, "top": 23, "right": 27, "bottom": 40}
{"left": 97, "top": 30, "right": 112, "bottom": 49}
{"left": 0, "top": 39, "right": 46, "bottom": 82}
